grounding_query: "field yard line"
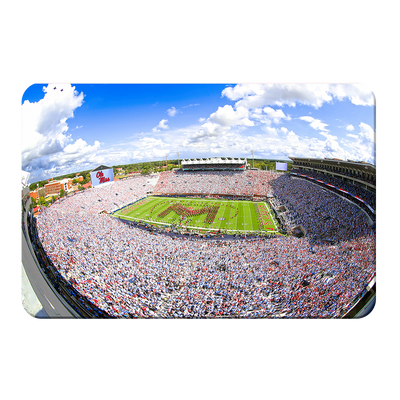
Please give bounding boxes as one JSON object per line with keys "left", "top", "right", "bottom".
{"left": 264, "top": 201, "right": 278, "bottom": 231}
{"left": 241, "top": 202, "right": 245, "bottom": 231}
{"left": 249, "top": 203, "right": 255, "bottom": 231}
{"left": 234, "top": 201, "right": 238, "bottom": 231}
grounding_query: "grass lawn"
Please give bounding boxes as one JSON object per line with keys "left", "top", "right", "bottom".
{"left": 113, "top": 196, "right": 278, "bottom": 234}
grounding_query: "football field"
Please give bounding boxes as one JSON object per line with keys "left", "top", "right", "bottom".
{"left": 113, "top": 196, "right": 278, "bottom": 233}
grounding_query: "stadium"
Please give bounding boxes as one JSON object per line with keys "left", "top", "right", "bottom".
{"left": 21, "top": 156, "right": 376, "bottom": 318}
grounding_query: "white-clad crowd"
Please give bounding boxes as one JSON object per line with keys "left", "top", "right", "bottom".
{"left": 58, "top": 175, "right": 154, "bottom": 214}
{"left": 33, "top": 172, "right": 375, "bottom": 318}
{"left": 271, "top": 174, "right": 373, "bottom": 241}
{"left": 292, "top": 168, "right": 376, "bottom": 209}
{"left": 153, "top": 170, "right": 277, "bottom": 197}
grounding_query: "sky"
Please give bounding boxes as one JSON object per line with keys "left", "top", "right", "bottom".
{"left": 21, "top": 83, "right": 375, "bottom": 184}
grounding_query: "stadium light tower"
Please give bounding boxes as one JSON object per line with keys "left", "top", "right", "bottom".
{"left": 177, "top": 152, "right": 180, "bottom": 169}
{"left": 251, "top": 150, "right": 254, "bottom": 168}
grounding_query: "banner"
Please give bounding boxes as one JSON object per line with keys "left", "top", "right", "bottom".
{"left": 90, "top": 168, "right": 114, "bottom": 188}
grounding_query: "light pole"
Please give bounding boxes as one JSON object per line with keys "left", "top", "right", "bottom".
{"left": 251, "top": 150, "right": 254, "bottom": 168}
{"left": 177, "top": 152, "right": 180, "bottom": 169}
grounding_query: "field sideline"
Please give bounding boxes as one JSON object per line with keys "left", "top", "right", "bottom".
{"left": 113, "top": 196, "right": 278, "bottom": 234}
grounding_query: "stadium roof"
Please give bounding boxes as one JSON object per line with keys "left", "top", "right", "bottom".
{"left": 90, "top": 165, "right": 112, "bottom": 172}
{"left": 181, "top": 157, "right": 247, "bottom": 165}
{"left": 289, "top": 157, "right": 376, "bottom": 175}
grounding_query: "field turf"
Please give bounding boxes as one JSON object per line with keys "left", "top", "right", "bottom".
{"left": 113, "top": 196, "right": 277, "bottom": 233}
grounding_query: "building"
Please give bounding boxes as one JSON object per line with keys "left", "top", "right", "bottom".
{"left": 45, "top": 178, "right": 73, "bottom": 196}
{"left": 45, "top": 181, "right": 61, "bottom": 196}
{"left": 30, "top": 187, "right": 46, "bottom": 200}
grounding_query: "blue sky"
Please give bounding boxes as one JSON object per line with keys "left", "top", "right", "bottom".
{"left": 21, "top": 83, "right": 375, "bottom": 183}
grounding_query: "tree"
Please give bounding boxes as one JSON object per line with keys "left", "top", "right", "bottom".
{"left": 59, "top": 188, "right": 65, "bottom": 198}
{"left": 31, "top": 196, "right": 37, "bottom": 208}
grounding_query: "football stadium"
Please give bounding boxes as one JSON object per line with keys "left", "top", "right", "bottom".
{"left": 21, "top": 157, "right": 376, "bottom": 318}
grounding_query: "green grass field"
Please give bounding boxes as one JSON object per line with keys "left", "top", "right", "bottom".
{"left": 113, "top": 196, "right": 278, "bottom": 234}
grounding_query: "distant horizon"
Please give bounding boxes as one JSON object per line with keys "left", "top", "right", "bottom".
{"left": 22, "top": 83, "right": 375, "bottom": 184}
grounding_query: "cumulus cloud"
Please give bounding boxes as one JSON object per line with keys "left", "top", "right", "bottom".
{"left": 342, "top": 122, "right": 375, "bottom": 163}
{"left": 183, "top": 122, "right": 230, "bottom": 147}
{"left": 209, "top": 105, "right": 254, "bottom": 127}
{"left": 250, "top": 107, "right": 286, "bottom": 128}
{"left": 21, "top": 84, "right": 106, "bottom": 182}
{"left": 132, "top": 142, "right": 170, "bottom": 159}
{"left": 152, "top": 119, "right": 169, "bottom": 132}
{"left": 346, "top": 124, "right": 355, "bottom": 131}
{"left": 22, "top": 84, "right": 84, "bottom": 157}
{"left": 222, "top": 83, "right": 374, "bottom": 109}
{"left": 299, "top": 116, "right": 329, "bottom": 132}
{"left": 167, "top": 107, "right": 178, "bottom": 117}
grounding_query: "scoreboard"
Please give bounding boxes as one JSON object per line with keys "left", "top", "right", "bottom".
{"left": 276, "top": 162, "right": 288, "bottom": 171}
{"left": 90, "top": 168, "right": 114, "bottom": 188}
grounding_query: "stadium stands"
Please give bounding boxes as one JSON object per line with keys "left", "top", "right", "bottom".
{"left": 29, "top": 168, "right": 375, "bottom": 318}
{"left": 153, "top": 170, "right": 277, "bottom": 197}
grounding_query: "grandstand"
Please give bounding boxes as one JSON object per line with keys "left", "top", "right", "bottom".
{"left": 290, "top": 157, "right": 376, "bottom": 190}
{"left": 181, "top": 157, "right": 247, "bottom": 171}
{"left": 290, "top": 157, "right": 376, "bottom": 221}
{"left": 22, "top": 157, "right": 376, "bottom": 319}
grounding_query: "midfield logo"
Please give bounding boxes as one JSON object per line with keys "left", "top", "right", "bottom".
{"left": 158, "top": 203, "right": 220, "bottom": 224}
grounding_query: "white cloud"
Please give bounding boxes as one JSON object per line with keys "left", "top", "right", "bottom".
{"left": 299, "top": 116, "right": 329, "bottom": 132}
{"left": 152, "top": 119, "right": 169, "bottom": 132}
{"left": 22, "top": 84, "right": 84, "bottom": 158}
{"left": 346, "top": 124, "right": 355, "bottom": 131}
{"left": 21, "top": 84, "right": 107, "bottom": 182}
{"left": 359, "top": 122, "right": 375, "bottom": 142}
{"left": 132, "top": 139, "right": 170, "bottom": 159}
{"left": 342, "top": 122, "right": 375, "bottom": 163}
{"left": 183, "top": 122, "right": 230, "bottom": 146}
{"left": 222, "top": 83, "right": 374, "bottom": 110}
{"left": 209, "top": 105, "right": 254, "bottom": 127}
{"left": 262, "top": 107, "right": 291, "bottom": 124}
{"left": 167, "top": 107, "right": 178, "bottom": 117}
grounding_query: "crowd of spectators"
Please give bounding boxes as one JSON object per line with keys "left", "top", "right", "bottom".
{"left": 153, "top": 170, "right": 277, "bottom": 197}
{"left": 271, "top": 174, "right": 373, "bottom": 241}
{"left": 56, "top": 175, "right": 154, "bottom": 214}
{"left": 291, "top": 168, "right": 376, "bottom": 210}
{"left": 32, "top": 170, "right": 376, "bottom": 318}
